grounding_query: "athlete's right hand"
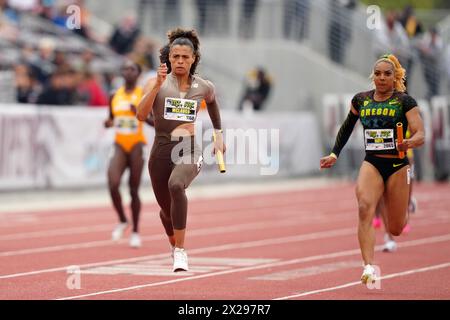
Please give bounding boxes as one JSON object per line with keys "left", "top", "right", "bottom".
{"left": 320, "top": 155, "right": 337, "bottom": 169}
{"left": 156, "top": 63, "right": 168, "bottom": 86}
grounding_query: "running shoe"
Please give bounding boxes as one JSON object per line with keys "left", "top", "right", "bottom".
{"left": 361, "top": 264, "right": 377, "bottom": 285}
{"left": 111, "top": 222, "right": 128, "bottom": 241}
{"left": 372, "top": 216, "right": 382, "bottom": 229}
{"left": 382, "top": 239, "right": 397, "bottom": 252}
{"left": 129, "top": 232, "right": 142, "bottom": 248}
{"left": 173, "top": 247, "right": 189, "bottom": 272}
{"left": 402, "top": 223, "right": 411, "bottom": 234}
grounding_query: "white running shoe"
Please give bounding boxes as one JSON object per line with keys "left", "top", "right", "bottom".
{"left": 173, "top": 247, "right": 189, "bottom": 272}
{"left": 382, "top": 233, "right": 397, "bottom": 252}
{"left": 361, "top": 264, "right": 377, "bottom": 285}
{"left": 129, "top": 232, "right": 142, "bottom": 248}
{"left": 382, "top": 239, "right": 397, "bottom": 252}
{"left": 111, "top": 222, "right": 128, "bottom": 241}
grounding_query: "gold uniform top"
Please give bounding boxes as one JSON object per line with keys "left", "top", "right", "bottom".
{"left": 110, "top": 86, "right": 146, "bottom": 153}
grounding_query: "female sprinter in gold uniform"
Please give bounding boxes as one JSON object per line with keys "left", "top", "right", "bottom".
{"left": 105, "top": 60, "right": 152, "bottom": 248}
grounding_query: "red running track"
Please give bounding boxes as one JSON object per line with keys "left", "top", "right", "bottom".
{"left": 0, "top": 182, "right": 449, "bottom": 300}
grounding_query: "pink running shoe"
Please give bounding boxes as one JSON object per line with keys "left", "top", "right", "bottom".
{"left": 372, "top": 217, "right": 382, "bottom": 229}
{"left": 402, "top": 223, "right": 411, "bottom": 234}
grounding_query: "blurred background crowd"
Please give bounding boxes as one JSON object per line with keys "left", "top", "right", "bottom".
{"left": 0, "top": 0, "right": 449, "bottom": 186}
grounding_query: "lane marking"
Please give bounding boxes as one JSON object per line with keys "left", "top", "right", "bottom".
{"left": 0, "top": 227, "right": 356, "bottom": 279}
{"left": 81, "top": 257, "right": 278, "bottom": 277}
{"left": 54, "top": 233, "right": 450, "bottom": 300}
{"left": 1, "top": 211, "right": 448, "bottom": 257}
{"left": 249, "top": 260, "right": 361, "bottom": 281}
{"left": 273, "top": 262, "right": 450, "bottom": 300}
{"left": 0, "top": 215, "right": 356, "bottom": 257}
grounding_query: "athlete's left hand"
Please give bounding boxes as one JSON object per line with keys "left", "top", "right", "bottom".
{"left": 130, "top": 104, "right": 137, "bottom": 114}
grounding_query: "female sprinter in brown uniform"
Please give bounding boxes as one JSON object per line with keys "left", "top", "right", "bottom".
{"left": 137, "top": 29, "right": 225, "bottom": 272}
{"left": 320, "top": 54, "right": 425, "bottom": 284}
{"left": 105, "top": 60, "right": 153, "bottom": 248}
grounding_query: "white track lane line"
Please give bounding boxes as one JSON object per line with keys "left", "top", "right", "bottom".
{"left": 53, "top": 233, "right": 450, "bottom": 300}
{"left": 273, "top": 262, "right": 450, "bottom": 300}
{"left": 0, "top": 227, "right": 356, "bottom": 278}
{"left": 1, "top": 210, "right": 448, "bottom": 257}
{"left": 0, "top": 212, "right": 357, "bottom": 257}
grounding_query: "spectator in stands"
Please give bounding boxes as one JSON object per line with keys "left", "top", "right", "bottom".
{"left": 128, "top": 37, "right": 157, "bottom": 88}
{"left": 328, "top": 0, "right": 356, "bottom": 64}
{"left": 14, "top": 62, "right": 41, "bottom": 103}
{"left": 36, "top": 69, "right": 76, "bottom": 105}
{"left": 78, "top": 47, "right": 95, "bottom": 72}
{"left": 399, "top": 5, "right": 423, "bottom": 77}
{"left": 77, "top": 70, "right": 108, "bottom": 107}
{"left": 37, "top": 0, "right": 56, "bottom": 21}
{"left": 52, "top": 4, "right": 69, "bottom": 29}
{"left": 418, "top": 27, "right": 444, "bottom": 100}
{"left": 0, "top": 0, "right": 20, "bottom": 41}
{"left": 283, "top": 0, "right": 310, "bottom": 41}
{"left": 53, "top": 49, "right": 70, "bottom": 70}
{"left": 109, "top": 13, "right": 140, "bottom": 55}
{"left": 29, "top": 37, "right": 57, "bottom": 85}
{"left": 127, "top": 36, "right": 156, "bottom": 73}
{"left": 239, "top": 0, "right": 259, "bottom": 38}
{"left": 373, "top": 11, "right": 411, "bottom": 68}
{"left": 238, "top": 67, "right": 272, "bottom": 112}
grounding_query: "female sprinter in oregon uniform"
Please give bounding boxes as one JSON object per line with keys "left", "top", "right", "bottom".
{"left": 104, "top": 60, "right": 152, "bottom": 248}
{"left": 137, "top": 28, "right": 225, "bottom": 272}
{"left": 320, "top": 54, "right": 425, "bottom": 284}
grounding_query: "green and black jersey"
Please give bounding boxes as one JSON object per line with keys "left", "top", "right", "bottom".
{"left": 352, "top": 90, "right": 418, "bottom": 155}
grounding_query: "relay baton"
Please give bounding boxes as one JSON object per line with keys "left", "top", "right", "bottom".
{"left": 213, "top": 131, "right": 226, "bottom": 173}
{"left": 396, "top": 122, "right": 405, "bottom": 159}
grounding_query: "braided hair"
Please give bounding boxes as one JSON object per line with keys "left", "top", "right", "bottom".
{"left": 371, "top": 54, "right": 407, "bottom": 92}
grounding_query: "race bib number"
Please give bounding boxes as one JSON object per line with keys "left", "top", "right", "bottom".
{"left": 114, "top": 116, "right": 138, "bottom": 135}
{"left": 364, "top": 129, "right": 395, "bottom": 151}
{"left": 164, "top": 97, "right": 197, "bottom": 122}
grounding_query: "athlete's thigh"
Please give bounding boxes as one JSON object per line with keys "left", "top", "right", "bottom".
{"left": 108, "top": 144, "right": 128, "bottom": 182}
{"left": 384, "top": 165, "right": 410, "bottom": 224}
{"left": 128, "top": 143, "right": 145, "bottom": 188}
{"left": 356, "top": 161, "right": 385, "bottom": 209}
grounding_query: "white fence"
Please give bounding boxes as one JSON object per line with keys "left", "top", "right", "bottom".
{"left": 0, "top": 104, "right": 322, "bottom": 190}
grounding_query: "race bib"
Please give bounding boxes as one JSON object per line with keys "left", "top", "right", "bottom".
{"left": 114, "top": 116, "right": 138, "bottom": 135}
{"left": 364, "top": 129, "right": 395, "bottom": 151}
{"left": 164, "top": 97, "right": 197, "bottom": 122}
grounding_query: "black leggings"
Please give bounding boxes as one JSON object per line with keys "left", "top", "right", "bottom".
{"left": 148, "top": 135, "right": 202, "bottom": 235}
{"left": 107, "top": 143, "right": 145, "bottom": 232}
{"left": 364, "top": 153, "right": 409, "bottom": 182}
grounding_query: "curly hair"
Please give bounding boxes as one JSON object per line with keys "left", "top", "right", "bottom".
{"left": 165, "top": 28, "right": 201, "bottom": 75}
{"left": 370, "top": 54, "right": 407, "bottom": 92}
{"left": 159, "top": 44, "right": 171, "bottom": 73}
